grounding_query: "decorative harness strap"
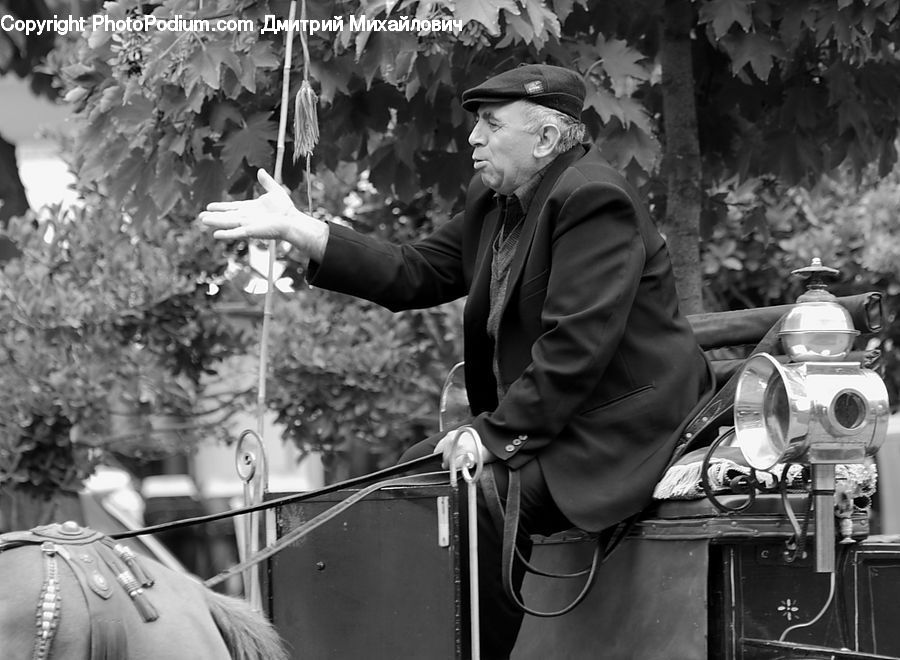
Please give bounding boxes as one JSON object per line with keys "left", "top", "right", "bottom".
{"left": 0, "top": 522, "right": 159, "bottom": 660}
{"left": 33, "top": 542, "right": 61, "bottom": 660}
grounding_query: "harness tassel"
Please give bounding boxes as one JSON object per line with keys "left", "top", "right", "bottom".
{"left": 113, "top": 543, "right": 155, "bottom": 587}
{"left": 116, "top": 570, "right": 159, "bottom": 622}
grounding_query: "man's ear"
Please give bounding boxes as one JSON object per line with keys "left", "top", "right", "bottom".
{"left": 533, "top": 123, "right": 561, "bottom": 159}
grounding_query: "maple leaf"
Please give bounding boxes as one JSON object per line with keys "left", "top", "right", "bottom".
{"left": 357, "top": 29, "right": 419, "bottom": 87}
{"left": 584, "top": 86, "right": 651, "bottom": 133}
{"left": 221, "top": 112, "right": 278, "bottom": 177}
{"left": 108, "top": 94, "right": 155, "bottom": 131}
{"left": 584, "top": 86, "right": 620, "bottom": 124}
{"left": 452, "top": 0, "right": 519, "bottom": 36}
{"left": 193, "top": 158, "right": 227, "bottom": 208}
{"left": 616, "top": 95, "right": 653, "bottom": 134}
{"left": 721, "top": 32, "right": 786, "bottom": 81}
{"left": 189, "top": 47, "right": 225, "bottom": 91}
{"left": 595, "top": 36, "right": 650, "bottom": 83}
{"left": 235, "top": 40, "right": 279, "bottom": 95}
{"left": 585, "top": 35, "right": 652, "bottom": 97}
{"left": 837, "top": 97, "right": 869, "bottom": 137}
{"left": 183, "top": 38, "right": 243, "bottom": 95}
{"left": 698, "top": 0, "right": 753, "bottom": 39}
{"left": 519, "top": 0, "right": 562, "bottom": 46}
{"left": 209, "top": 102, "right": 244, "bottom": 134}
{"left": 310, "top": 57, "right": 354, "bottom": 104}
{"left": 777, "top": 3, "right": 811, "bottom": 51}
{"left": 106, "top": 150, "right": 149, "bottom": 206}
{"left": 812, "top": 3, "right": 855, "bottom": 46}
{"left": 501, "top": 11, "right": 535, "bottom": 45}
{"left": 598, "top": 122, "right": 661, "bottom": 173}
{"left": 151, "top": 156, "right": 183, "bottom": 218}
{"left": 205, "top": 41, "right": 242, "bottom": 79}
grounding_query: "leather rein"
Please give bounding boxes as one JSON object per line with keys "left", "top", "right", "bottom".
{"left": 109, "top": 453, "right": 442, "bottom": 542}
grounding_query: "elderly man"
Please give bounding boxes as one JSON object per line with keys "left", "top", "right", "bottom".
{"left": 201, "top": 63, "right": 711, "bottom": 658}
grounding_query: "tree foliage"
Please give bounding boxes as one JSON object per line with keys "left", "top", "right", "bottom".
{"left": 701, "top": 167, "right": 900, "bottom": 402}
{"left": 268, "top": 290, "right": 463, "bottom": 474}
{"left": 0, "top": 196, "right": 247, "bottom": 495}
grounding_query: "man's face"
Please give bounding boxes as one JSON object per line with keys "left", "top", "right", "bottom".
{"left": 468, "top": 101, "right": 541, "bottom": 195}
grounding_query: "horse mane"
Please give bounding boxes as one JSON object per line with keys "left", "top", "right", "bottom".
{"left": 204, "top": 589, "right": 289, "bottom": 660}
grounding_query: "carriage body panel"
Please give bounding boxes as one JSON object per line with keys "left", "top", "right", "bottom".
{"left": 267, "top": 483, "right": 462, "bottom": 659}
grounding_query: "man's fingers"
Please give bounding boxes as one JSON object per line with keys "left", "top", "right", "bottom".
{"left": 211, "top": 227, "right": 248, "bottom": 240}
{"left": 257, "top": 168, "right": 282, "bottom": 193}
{"left": 204, "top": 201, "right": 245, "bottom": 212}
{"left": 454, "top": 452, "right": 476, "bottom": 468}
{"left": 198, "top": 211, "right": 240, "bottom": 228}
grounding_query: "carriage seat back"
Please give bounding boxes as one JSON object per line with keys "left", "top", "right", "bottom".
{"left": 687, "top": 291, "right": 882, "bottom": 389}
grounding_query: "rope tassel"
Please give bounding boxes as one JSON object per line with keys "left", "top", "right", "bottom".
{"left": 293, "top": 79, "right": 319, "bottom": 161}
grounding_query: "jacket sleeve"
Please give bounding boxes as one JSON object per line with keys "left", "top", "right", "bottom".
{"left": 308, "top": 213, "right": 468, "bottom": 311}
{"left": 473, "top": 176, "right": 647, "bottom": 466}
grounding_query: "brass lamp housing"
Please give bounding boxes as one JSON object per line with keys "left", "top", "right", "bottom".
{"left": 778, "top": 300, "right": 859, "bottom": 362}
{"left": 777, "top": 256, "right": 860, "bottom": 362}
{"left": 734, "top": 353, "right": 889, "bottom": 471}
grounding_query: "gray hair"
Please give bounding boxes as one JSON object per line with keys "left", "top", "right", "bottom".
{"left": 521, "top": 102, "right": 587, "bottom": 153}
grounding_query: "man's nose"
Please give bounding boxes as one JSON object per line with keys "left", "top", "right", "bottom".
{"left": 468, "top": 124, "right": 484, "bottom": 147}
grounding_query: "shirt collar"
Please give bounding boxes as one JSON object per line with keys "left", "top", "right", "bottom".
{"left": 513, "top": 164, "right": 548, "bottom": 211}
{"left": 495, "top": 163, "right": 550, "bottom": 215}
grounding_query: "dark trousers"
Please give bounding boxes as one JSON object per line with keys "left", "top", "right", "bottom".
{"left": 399, "top": 436, "right": 572, "bottom": 660}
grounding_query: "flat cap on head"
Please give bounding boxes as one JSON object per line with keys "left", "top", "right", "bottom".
{"left": 461, "top": 64, "right": 585, "bottom": 120}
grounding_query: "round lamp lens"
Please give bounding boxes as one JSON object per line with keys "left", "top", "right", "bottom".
{"left": 832, "top": 391, "right": 867, "bottom": 431}
{"left": 763, "top": 375, "right": 790, "bottom": 448}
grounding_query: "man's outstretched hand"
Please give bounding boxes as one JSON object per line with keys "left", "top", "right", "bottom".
{"left": 199, "top": 169, "right": 328, "bottom": 261}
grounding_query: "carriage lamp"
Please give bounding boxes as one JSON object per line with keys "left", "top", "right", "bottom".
{"left": 778, "top": 258, "right": 859, "bottom": 362}
{"left": 733, "top": 259, "right": 889, "bottom": 573}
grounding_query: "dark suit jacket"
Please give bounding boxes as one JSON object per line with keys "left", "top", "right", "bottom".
{"left": 310, "top": 146, "right": 711, "bottom": 532}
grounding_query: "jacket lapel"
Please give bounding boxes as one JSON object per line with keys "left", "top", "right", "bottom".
{"left": 500, "top": 145, "right": 587, "bottom": 311}
{"left": 465, "top": 202, "right": 501, "bottom": 332}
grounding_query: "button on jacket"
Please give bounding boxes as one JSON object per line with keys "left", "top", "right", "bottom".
{"left": 309, "top": 145, "right": 711, "bottom": 532}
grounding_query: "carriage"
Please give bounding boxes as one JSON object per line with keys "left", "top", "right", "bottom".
{"left": 264, "top": 261, "right": 900, "bottom": 660}
{"left": 3, "top": 261, "right": 900, "bottom": 660}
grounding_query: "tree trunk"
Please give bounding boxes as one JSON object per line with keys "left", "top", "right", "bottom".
{"left": 0, "top": 486, "right": 83, "bottom": 533}
{"left": 0, "top": 133, "right": 29, "bottom": 228}
{"left": 660, "top": 0, "right": 704, "bottom": 315}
